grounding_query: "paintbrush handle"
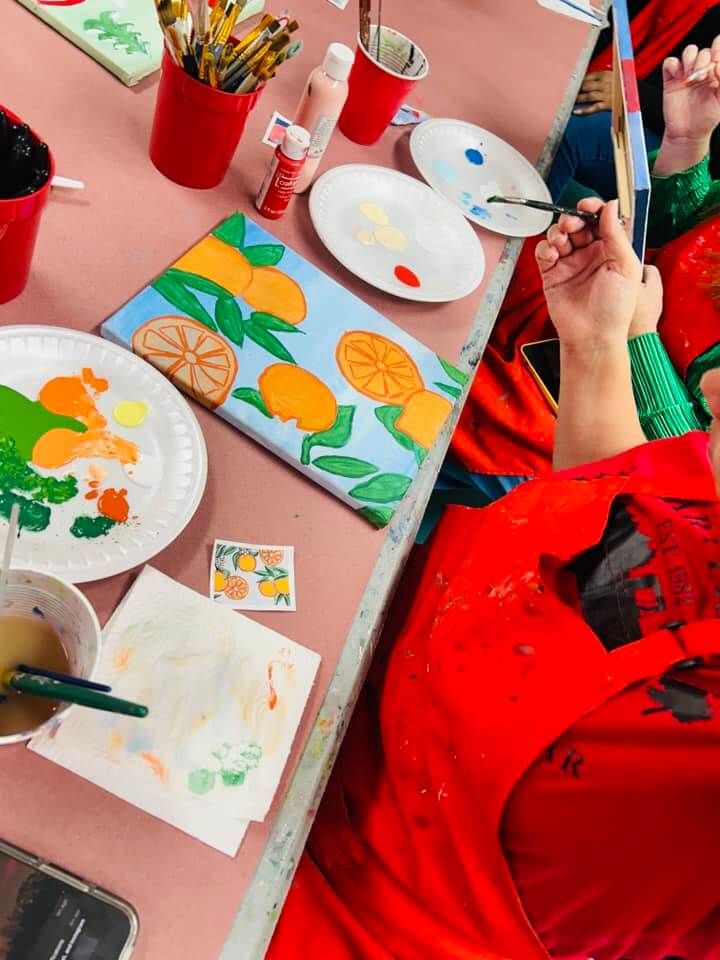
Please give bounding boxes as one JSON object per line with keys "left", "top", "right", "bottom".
{"left": 487, "top": 195, "right": 599, "bottom": 224}
{"left": 4, "top": 671, "right": 148, "bottom": 718}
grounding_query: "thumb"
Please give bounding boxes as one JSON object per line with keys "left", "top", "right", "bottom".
{"left": 598, "top": 199, "right": 640, "bottom": 278}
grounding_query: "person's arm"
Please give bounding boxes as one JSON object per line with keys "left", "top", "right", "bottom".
{"left": 647, "top": 149, "right": 715, "bottom": 245}
{"left": 536, "top": 198, "right": 646, "bottom": 470}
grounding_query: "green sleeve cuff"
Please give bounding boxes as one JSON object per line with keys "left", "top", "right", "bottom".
{"left": 647, "top": 149, "right": 712, "bottom": 246}
{"left": 629, "top": 333, "right": 707, "bottom": 439}
{"left": 686, "top": 341, "right": 720, "bottom": 423}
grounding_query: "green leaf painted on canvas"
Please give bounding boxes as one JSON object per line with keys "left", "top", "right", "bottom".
{"left": 212, "top": 212, "right": 246, "bottom": 249}
{"left": 244, "top": 319, "right": 297, "bottom": 364}
{"left": 375, "top": 404, "right": 427, "bottom": 465}
{"left": 243, "top": 244, "right": 285, "bottom": 267}
{"left": 83, "top": 11, "right": 149, "bottom": 55}
{"left": 300, "top": 405, "right": 355, "bottom": 466}
{"left": 357, "top": 505, "right": 395, "bottom": 528}
{"left": 312, "top": 456, "right": 379, "bottom": 478}
{"left": 151, "top": 274, "right": 216, "bottom": 330}
{"left": 437, "top": 355, "right": 468, "bottom": 385}
{"left": 166, "top": 268, "right": 233, "bottom": 299}
{"left": 349, "top": 474, "right": 412, "bottom": 504}
{"left": 249, "top": 312, "right": 304, "bottom": 334}
{"left": 215, "top": 298, "right": 244, "bottom": 346}
{"left": 231, "top": 387, "right": 272, "bottom": 418}
{"left": 434, "top": 381, "right": 462, "bottom": 399}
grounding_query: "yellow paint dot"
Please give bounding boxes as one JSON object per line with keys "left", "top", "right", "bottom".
{"left": 113, "top": 400, "right": 148, "bottom": 428}
{"left": 359, "top": 202, "right": 389, "bottom": 226}
{"left": 356, "top": 228, "right": 376, "bottom": 246}
{"left": 374, "top": 225, "right": 407, "bottom": 252}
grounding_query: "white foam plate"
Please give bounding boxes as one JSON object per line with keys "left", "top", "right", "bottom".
{"left": 309, "top": 164, "right": 485, "bottom": 302}
{"left": 0, "top": 326, "right": 207, "bottom": 583}
{"left": 410, "top": 119, "right": 554, "bottom": 237}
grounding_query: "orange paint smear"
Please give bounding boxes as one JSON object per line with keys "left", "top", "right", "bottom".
{"left": 140, "top": 752, "right": 169, "bottom": 784}
{"left": 267, "top": 663, "right": 278, "bottom": 710}
{"left": 32, "top": 371, "right": 139, "bottom": 470}
{"left": 84, "top": 491, "right": 99, "bottom": 501}
{"left": 98, "top": 488, "right": 129, "bottom": 523}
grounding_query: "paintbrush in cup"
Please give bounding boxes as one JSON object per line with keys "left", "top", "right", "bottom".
{"left": 1, "top": 670, "right": 148, "bottom": 718}
{"left": 0, "top": 504, "right": 20, "bottom": 622}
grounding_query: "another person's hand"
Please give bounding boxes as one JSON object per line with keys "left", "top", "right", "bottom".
{"left": 536, "top": 197, "right": 642, "bottom": 350}
{"left": 663, "top": 38, "right": 720, "bottom": 144}
{"left": 628, "top": 265, "right": 663, "bottom": 338}
{"left": 573, "top": 70, "right": 613, "bottom": 116}
{"left": 700, "top": 368, "right": 720, "bottom": 495}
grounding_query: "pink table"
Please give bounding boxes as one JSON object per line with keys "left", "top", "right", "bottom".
{"left": 1, "top": 1, "right": 599, "bottom": 956}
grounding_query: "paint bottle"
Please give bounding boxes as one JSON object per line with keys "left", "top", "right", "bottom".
{"left": 256, "top": 124, "right": 311, "bottom": 220}
{"left": 292, "top": 42, "right": 354, "bottom": 194}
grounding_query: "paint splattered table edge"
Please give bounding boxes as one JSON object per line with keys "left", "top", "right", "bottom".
{"left": 220, "top": 17, "right": 606, "bottom": 959}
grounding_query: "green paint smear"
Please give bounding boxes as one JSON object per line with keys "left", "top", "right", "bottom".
{"left": 0, "top": 435, "right": 79, "bottom": 532}
{"left": 70, "top": 516, "right": 117, "bottom": 539}
{"left": 0, "top": 385, "right": 86, "bottom": 462}
{"left": 188, "top": 769, "right": 216, "bottom": 795}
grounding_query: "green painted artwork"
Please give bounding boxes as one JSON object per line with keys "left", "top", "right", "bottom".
{"left": 15, "top": 0, "right": 163, "bottom": 86}
{"left": 188, "top": 742, "right": 263, "bottom": 795}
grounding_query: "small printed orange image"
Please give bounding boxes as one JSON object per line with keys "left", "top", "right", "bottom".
{"left": 172, "top": 236, "right": 253, "bottom": 298}
{"left": 132, "top": 316, "right": 239, "bottom": 409}
{"left": 396, "top": 389, "right": 453, "bottom": 449}
{"left": 243, "top": 266, "right": 307, "bottom": 325}
{"left": 259, "top": 363, "right": 337, "bottom": 432}
{"left": 224, "top": 576, "right": 249, "bottom": 601}
{"left": 336, "top": 331, "right": 424, "bottom": 404}
{"left": 260, "top": 548, "right": 284, "bottom": 566}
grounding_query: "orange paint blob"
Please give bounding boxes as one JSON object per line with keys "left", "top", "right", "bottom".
{"left": 84, "top": 491, "right": 99, "bottom": 501}
{"left": 98, "top": 488, "right": 130, "bottom": 523}
{"left": 394, "top": 264, "right": 421, "bottom": 288}
{"left": 140, "top": 752, "right": 169, "bottom": 784}
{"left": 31, "top": 371, "right": 139, "bottom": 470}
{"left": 267, "top": 663, "right": 278, "bottom": 711}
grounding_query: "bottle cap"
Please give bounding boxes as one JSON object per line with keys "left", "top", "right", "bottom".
{"left": 282, "top": 125, "right": 311, "bottom": 160}
{"left": 323, "top": 42, "right": 354, "bottom": 82}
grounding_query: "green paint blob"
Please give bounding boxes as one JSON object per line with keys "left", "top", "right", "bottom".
{"left": 188, "top": 769, "right": 216, "bottom": 795}
{"left": 220, "top": 769, "right": 246, "bottom": 787}
{"left": 0, "top": 492, "right": 50, "bottom": 532}
{"left": 0, "top": 435, "right": 78, "bottom": 532}
{"left": 70, "top": 515, "right": 117, "bottom": 539}
{"left": 0, "top": 385, "right": 87, "bottom": 462}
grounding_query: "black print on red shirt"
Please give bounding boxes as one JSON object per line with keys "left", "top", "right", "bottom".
{"left": 545, "top": 742, "right": 585, "bottom": 777}
{"left": 643, "top": 676, "right": 713, "bottom": 724}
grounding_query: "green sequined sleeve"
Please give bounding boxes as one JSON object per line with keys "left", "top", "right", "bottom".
{"left": 647, "top": 149, "right": 720, "bottom": 247}
{"left": 629, "top": 332, "right": 709, "bottom": 439}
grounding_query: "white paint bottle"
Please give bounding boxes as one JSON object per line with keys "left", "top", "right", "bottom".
{"left": 293, "top": 42, "right": 354, "bottom": 194}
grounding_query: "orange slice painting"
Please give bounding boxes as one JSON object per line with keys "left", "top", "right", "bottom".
{"left": 336, "top": 331, "right": 424, "bottom": 405}
{"left": 132, "top": 316, "right": 239, "bottom": 410}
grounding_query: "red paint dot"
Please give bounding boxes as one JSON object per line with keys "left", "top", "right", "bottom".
{"left": 394, "top": 264, "right": 421, "bottom": 288}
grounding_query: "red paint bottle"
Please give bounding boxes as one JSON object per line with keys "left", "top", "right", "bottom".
{"left": 255, "top": 125, "right": 310, "bottom": 220}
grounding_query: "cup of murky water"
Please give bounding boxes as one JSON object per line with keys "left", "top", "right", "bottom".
{"left": 0, "top": 569, "right": 101, "bottom": 745}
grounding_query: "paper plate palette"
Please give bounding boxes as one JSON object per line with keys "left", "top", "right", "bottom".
{"left": 0, "top": 326, "right": 207, "bottom": 583}
{"left": 410, "top": 119, "right": 554, "bottom": 238}
{"left": 309, "top": 164, "right": 486, "bottom": 302}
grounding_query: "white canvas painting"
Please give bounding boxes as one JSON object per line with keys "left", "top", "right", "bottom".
{"left": 30, "top": 566, "right": 320, "bottom": 856}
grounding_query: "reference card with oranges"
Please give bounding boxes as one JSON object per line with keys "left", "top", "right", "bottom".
{"left": 212, "top": 540, "right": 296, "bottom": 611}
{"left": 102, "top": 211, "right": 467, "bottom": 529}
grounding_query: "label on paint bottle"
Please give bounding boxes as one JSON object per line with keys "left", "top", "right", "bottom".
{"left": 308, "top": 114, "right": 338, "bottom": 158}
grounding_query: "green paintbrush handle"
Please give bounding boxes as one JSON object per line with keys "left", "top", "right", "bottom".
{"left": 3, "top": 671, "right": 148, "bottom": 718}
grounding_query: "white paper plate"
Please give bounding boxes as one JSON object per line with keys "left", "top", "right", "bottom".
{"left": 410, "top": 119, "right": 554, "bottom": 237}
{"left": 309, "top": 164, "right": 485, "bottom": 302}
{"left": 0, "top": 326, "right": 207, "bottom": 583}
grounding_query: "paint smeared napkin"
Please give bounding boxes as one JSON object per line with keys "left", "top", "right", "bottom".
{"left": 30, "top": 566, "right": 320, "bottom": 856}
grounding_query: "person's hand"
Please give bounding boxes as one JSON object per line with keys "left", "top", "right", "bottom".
{"left": 536, "top": 197, "right": 643, "bottom": 350}
{"left": 628, "top": 265, "right": 663, "bottom": 338}
{"left": 573, "top": 70, "right": 613, "bottom": 116}
{"left": 700, "top": 368, "right": 720, "bottom": 495}
{"left": 663, "top": 37, "right": 720, "bottom": 144}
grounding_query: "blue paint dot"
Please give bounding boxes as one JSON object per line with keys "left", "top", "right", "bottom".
{"left": 432, "top": 159, "right": 459, "bottom": 183}
{"left": 459, "top": 191, "right": 472, "bottom": 206}
{"left": 470, "top": 205, "right": 491, "bottom": 220}
{"left": 465, "top": 148, "right": 484, "bottom": 166}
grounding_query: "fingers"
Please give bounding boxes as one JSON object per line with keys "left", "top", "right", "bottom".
{"left": 573, "top": 102, "right": 608, "bottom": 116}
{"left": 598, "top": 199, "right": 640, "bottom": 278}
{"left": 682, "top": 44, "right": 699, "bottom": 75}
{"left": 576, "top": 90, "right": 604, "bottom": 103}
{"left": 713, "top": 34, "right": 720, "bottom": 63}
{"left": 695, "top": 47, "right": 712, "bottom": 74}
{"left": 535, "top": 238, "right": 560, "bottom": 274}
{"left": 640, "top": 264, "right": 663, "bottom": 296}
{"left": 662, "top": 56, "right": 681, "bottom": 82}
{"left": 545, "top": 223, "right": 573, "bottom": 258}
{"left": 557, "top": 196, "right": 601, "bottom": 248}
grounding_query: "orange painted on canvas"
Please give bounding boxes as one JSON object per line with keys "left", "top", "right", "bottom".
{"left": 140, "top": 752, "right": 169, "bottom": 784}
{"left": 32, "top": 370, "right": 139, "bottom": 470}
{"left": 98, "top": 488, "right": 130, "bottom": 523}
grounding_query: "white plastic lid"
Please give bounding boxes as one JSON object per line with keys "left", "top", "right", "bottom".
{"left": 323, "top": 42, "right": 354, "bottom": 81}
{"left": 282, "top": 124, "right": 311, "bottom": 160}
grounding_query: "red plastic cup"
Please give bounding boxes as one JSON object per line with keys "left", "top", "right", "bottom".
{"left": 339, "top": 26, "right": 429, "bottom": 146}
{"left": 0, "top": 107, "right": 54, "bottom": 305}
{"left": 149, "top": 50, "right": 264, "bottom": 189}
